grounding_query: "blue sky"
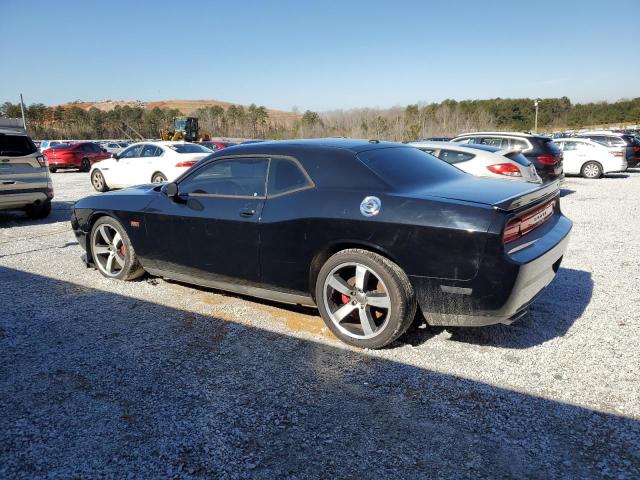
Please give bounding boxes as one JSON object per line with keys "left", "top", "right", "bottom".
{"left": 1, "top": 0, "right": 638, "bottom": 111}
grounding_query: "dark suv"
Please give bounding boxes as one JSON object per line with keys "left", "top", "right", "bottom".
{"left": 451, "top": 132, "right": 563, "bottom": 183}
{"left": 574, "top": 132, "right": 640, "bottom": 168}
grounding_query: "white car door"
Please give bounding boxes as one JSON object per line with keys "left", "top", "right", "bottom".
{"left": 557, "top": 141, "right": 581, "bottom": 174}
{"left": 111, "top": 144, "right": 144, "bottom": 187}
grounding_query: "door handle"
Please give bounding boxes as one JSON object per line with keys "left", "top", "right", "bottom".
{"left": 239, "top": 209, "right": 256, "bottom": 218}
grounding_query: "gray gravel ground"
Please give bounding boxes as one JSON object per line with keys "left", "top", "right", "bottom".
{"left": 1, "top": 169, "right": 639, "bottom": 479}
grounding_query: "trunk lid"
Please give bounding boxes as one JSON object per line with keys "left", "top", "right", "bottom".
{"left": 408, "top": 176, "right": 560, "bottom": 211}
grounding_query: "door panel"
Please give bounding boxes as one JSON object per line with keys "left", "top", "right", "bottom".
{"left": 141, "top": 157, "right": 268, "bottom": 284}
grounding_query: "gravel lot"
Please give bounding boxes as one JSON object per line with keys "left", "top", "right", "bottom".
{"left": 1, "top": 169, "right": 639, "bottom": 479}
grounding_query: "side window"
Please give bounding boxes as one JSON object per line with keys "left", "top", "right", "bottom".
{"left": 92, "top": 143, "right": 102, "bottom": 153}
{"left": 562, "top": 141, "right": 578, "bottom": 151}
{"left": 119, "top": 145, "right": 143, "bottom": 158}
{"left": 437, "top": 149, "right": 475, "bottom": 164}
{"left": 452, "top": 137, "right": 474, "bottom": 144}
{"left": 607, "top": 136, "right": 625, "bottom": 147}
{"left": 153, "top": 146, "right": 163, "bottom": 157}
{"left": 181, "top": 158, "right": 268, "bottom": 197}
{"left": 140, "top": 144, "right": 158, "bottom": 157}
{"left": 479, "top": 137, "right": 507, "bottom": 148}
{"left": 267, "top": 158, "right": 312, "bottom": 197}
{"left": 588, "top": 136, "right": 608, "bottom": 146}
{"left": 509, "top": 139, "right": 529, "bottom": 150}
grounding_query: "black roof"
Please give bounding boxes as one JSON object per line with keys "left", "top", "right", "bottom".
{"left": 220, "top": 138, "right": 405, "bottom": 155}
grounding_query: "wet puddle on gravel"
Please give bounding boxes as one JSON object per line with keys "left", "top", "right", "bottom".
{"left": 166, "top": 281, "right": 334, "bottom": 340}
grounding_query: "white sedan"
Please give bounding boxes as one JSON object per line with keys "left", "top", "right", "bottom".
{"left": 89, "top": 141, "right": 212, "bottom": 192}
{"left": 553, "top": 138, "right": 627, "bottom": 178}
{"left": 409, "top": 141, "right": 542, "bottom": 183}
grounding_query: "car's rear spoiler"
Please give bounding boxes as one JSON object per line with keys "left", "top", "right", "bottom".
{"left": 493, "top": 180, "right": 561, "bottom": 212}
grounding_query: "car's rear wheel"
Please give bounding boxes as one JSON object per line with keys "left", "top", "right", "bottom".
{"left": 315, "top": 249, "right": 416, "bottom": 349}
{"left": 152, "top": 172, "right": 167, "bottom": 183}
{"left": 581, "top": 161, "right": 602, "bottom": 179}
{"left": 91, "top": 169, "right": 109, "bottom": 192}
{"left": 90, "top": 217, "right": 144, "bottom": 280}
{"left": 25, "top": 200, "right": 51, "bottom": 219}
{"left": 80, "top": 158, "right": 90, "bottom": 172}
{"left": 49, "top": 167, "right": 57, "bottom": 173}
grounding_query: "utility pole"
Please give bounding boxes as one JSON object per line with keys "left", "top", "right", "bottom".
{"left": 534, "top": 99, "right": 540, "bottom": 133}
{"left": 20, "top": 93, "right": 28, "bottom": 134}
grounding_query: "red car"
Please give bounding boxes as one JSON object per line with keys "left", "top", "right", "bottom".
{"left": 197, "top": 141, "right": 237, "bottom": 152}
{"left": 45, "top": 142, "right": 111, "bottom": 173}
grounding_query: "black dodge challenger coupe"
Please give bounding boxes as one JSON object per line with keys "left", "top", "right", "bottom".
{"left": 71, "top": 139, "right": 572, "bottom": 348}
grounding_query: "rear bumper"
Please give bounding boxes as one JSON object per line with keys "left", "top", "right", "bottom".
{"left": 49, "top": 161, "right": 79, "bottom": 168}
{"left": 412, "top": 214, "right": 572, "bottom": 327}
{"left": 0, "top": 187, "right": 54, "bottom": 210}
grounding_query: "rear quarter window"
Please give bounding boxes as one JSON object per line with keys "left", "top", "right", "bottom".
{"left": 0, "top": 135, "right": 38, "bottom": 156}
{"left": 437, "top": 149, "right": 475, "bottom": 164}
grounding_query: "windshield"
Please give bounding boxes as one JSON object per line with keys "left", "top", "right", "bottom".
{"left": 358, "top": 147, "right": 463, "bottom": 190}
{"left": 0, "top": 134, "right": 38, "bottom": 156}
{"left": 168, "top": 143, "right": 211, "bottom": 154}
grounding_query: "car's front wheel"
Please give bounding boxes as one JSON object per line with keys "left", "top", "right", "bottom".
{"left": 581, "top": 161, "right": 603, "bottom": 179}
{"left": 152, "top": 172, "right": 167, "bottom": 183}
{"left": 91, "top": 169, "right": 109, "bottom": 192}
{"left": 49, "top": 167, "right": 57, "bottom": 173}
{"left": 90, "top": 217, "right": 145, "bottom": 280}
{"left": 315, "top": 249, "right": 416, "bottom": 349}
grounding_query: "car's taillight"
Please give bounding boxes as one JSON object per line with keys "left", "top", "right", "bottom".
{"left": 503, "top": 199, "right": 557, "bottom": 244}
{"left": 611, "top": 150, "right": 624, "bottom": 157}
{"left": 633, "top": 146, "right": 640, "bottom": 153}
{"left": 36, "top": 155, "right": 47, "bottom": 167}
{"left": 537, "top": 154, "right": 559, "bottom": 165}
{"left": 175, "top": 160, "right": 198, "bottom": 168}
{"left": 486, "top": 163, "right": 522, "bottom": 177}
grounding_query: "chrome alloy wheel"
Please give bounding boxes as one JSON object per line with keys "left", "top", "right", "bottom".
{"left": 322, "top": 262, "right": 391, "bottom": 340}
{"left": 91, "top": 224, "right": 126, "bottom": 277}
{"left": 583, "top": 163, "right": 600, "bottom": 178}
{"left": 92, "top": 170, "right": 105, "bottom": 190}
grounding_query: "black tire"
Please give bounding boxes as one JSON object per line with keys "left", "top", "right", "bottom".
{"left": 49, "top": 167, "right": 57, "bottom": 173}
{"left": 90, "top": 216, "right": 145, "bottom": 281}
{"left": 151, "top": 172, "right": 167, "bottom": 183}
{"left": 581, "top": 161, "right": 603, "bottom": 179}
{"left": 91, "top": 169, "right": 109, "bottom": 192}
{"left": 80, "top": 158, "right": 90, "bottom": 172}
{"left": 25, "top": 200, "right": 52, "bottom": 219}
{"left": 315, "top": 248, "right": 416, "bottom": 349}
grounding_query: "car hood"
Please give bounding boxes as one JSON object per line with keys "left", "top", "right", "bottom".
{"left": 405, "top": 176, "right": 558, "bottom": 210}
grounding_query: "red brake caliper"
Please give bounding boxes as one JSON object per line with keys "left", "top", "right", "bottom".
{"left": 340, "top": 294, "right": 350, "bottom": 304}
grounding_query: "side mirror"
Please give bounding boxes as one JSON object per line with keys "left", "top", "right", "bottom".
{"left": 102, "top": 148, "right": 108, "bottom": 153}
{"left": 112, "top": 153, "right": 119, "bottom": 160}
{"left": 165, "top": 182, "right": 179, "bottom": 197}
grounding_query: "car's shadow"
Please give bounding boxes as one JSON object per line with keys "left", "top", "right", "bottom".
{"left": 166, "top": 267, "right": 592, "bottom": 351}
{"left": 560, "top": 188, "right": 575, "bottom": 197}
{"left": 0, "top": 200, "right": 76, "bottom": 227}
{"left": 603, "top": 173, "right": 629, "bottom": 179}
{"left": 403, "top": 267, "right": 593, "bottom": 349}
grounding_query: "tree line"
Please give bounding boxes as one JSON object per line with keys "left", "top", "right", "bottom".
{"left": 1, "top": 96, "right": 639, "bottom": 141}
